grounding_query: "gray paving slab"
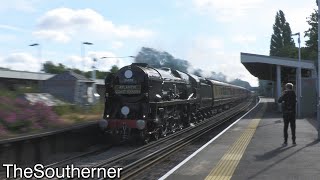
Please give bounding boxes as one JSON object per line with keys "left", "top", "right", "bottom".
{"left": 162, "top": 98, "right": 320, "bottom": 180}
{"left": 163, "top": 99, "right": 264, "bottom": 180}
{"left": 232, "top": 102, "right": 320, "bottom": 180}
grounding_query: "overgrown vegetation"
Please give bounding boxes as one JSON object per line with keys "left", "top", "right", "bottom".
{"left": 0, "top": 96, "right": 64, "bottom": 136}
{"left": 53, "top": 103, "right": 104, "bottom": 124}
{"left": 0, "top": 88, "right": 104, "bottom": 138}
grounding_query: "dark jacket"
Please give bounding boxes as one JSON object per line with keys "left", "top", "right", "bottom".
{"left": 278, "top": 90, "right": 297, "bottom": 114}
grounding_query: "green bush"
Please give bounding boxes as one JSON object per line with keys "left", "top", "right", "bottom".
{"left": 53, "top": 105, "right": 74, "bottom": 115}
{"left": 53, "top": 103, "right": 104, "bottom": 115}
{"left": 0, "top": 88, "right": 16, "bottom": 98}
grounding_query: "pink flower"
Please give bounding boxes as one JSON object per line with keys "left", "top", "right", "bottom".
{"left": 32, "top": 122, "right": 43, "bottom": 130}
{"left": 4, "top": 113, "right": 17, "bottom": 123}
{"left": 14, "top": 98, "right": 28, "bottom": 107}
{"left": 0, "top": 125, "right": 7, "bottom": 136}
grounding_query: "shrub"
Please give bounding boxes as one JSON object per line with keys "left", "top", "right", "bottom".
{"left": 0, "top": 96, "right": 65, "bottom": 134}
{"left": 0, "top": 123, "right": 7, "bottom": 136}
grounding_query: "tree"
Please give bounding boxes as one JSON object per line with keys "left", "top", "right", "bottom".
{"left": 96, "top": 70, "right": 108, "bottom": 79}
{"left": 263, "top": 10, "right": 296, "bottom": 96}
{"left": 269, "top": 10, "right": 296, "bottom": 58}
{"left": 110, "top": 65, "right": 119, "bottom": 73}
{"left": 42, "top": 61, "right": 109, "bottom": 79}
{"left": 304, "top": 9, "right": 318, "bottom": 60}
{"left": 42, "top": 61, "right": 67, "bottom": 74}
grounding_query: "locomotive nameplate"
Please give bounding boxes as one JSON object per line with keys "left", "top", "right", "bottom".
{"left": 114, "top": 85, "right": 141, "bottom": 94}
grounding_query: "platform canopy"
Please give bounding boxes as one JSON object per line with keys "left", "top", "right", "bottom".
{"left": 241, "top": 52, "right": 315, "bottom": 81}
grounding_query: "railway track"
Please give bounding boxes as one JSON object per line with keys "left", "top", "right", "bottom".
{"left": 88, "top": 98, "right": 255, "bottom": 180}
{"left": 43, "top": 144, "right": 113, "bottom": 169}
{"left": 1, "top": 98, "right": 255, "bottom": 179}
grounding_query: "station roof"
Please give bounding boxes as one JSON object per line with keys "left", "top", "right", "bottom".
{"left": 0, "top": 69, "right": 54, "bottom": 80}
{"left": 0, "top": 69, "right": 104, "bottom": 85}
{"left": 241, "top": 52, "right": 315, "bottom": 81}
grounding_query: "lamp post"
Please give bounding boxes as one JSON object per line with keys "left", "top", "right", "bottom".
{"left": 100, "top": 56, "right": 136, "bottom": 71}
{"left": 291, "top": 32, "right": 301, "bottom": 118}
{"left": 81, "top": 42, "right": 93, "bottom": 73}
{"left": 100, "top": 56, "right": 136, "bottom": 59}
{"left": 91, "top": 57, "right": 98, "bottom": 104}
{"left": 317, "top": 0, "right": 320, "bottom": 140}
{"left": 29, "top": 43, "right": 42, "bottom": 72}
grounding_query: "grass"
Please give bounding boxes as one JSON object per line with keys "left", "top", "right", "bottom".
{"left": 55, "top": 103, "right": 104, "bottom": 124}
{"left": 0, "top": 86, "right": 40, "bottom": 97}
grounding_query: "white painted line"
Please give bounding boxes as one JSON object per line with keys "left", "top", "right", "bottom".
{"left": 158, "top": 98, "right": 262, "bottom": 180}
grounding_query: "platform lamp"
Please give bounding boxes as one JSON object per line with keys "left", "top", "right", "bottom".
{"left": 100, "top": 55, "right": 136, "bottom": 59}
{"left": 291, "top": 32, "right": 301, "bottom": 118}
{"left": 100, "top": 55, "right": 136, "bottom": 71}
{"left": 91, "top": 57, "right": 98, "bottom": 104}
{"left": 29, "top": 43, "right": 42, "bottom": 73}
{"left": 81, "top": 42, "right": 93, "bottom": 74}
{"left": 317, "top": 0, "right": 320, "bottom": 140}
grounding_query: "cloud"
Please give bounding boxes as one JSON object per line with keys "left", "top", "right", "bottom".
{"left": 0, "top": 0, "right": 36, "bottom": 13}
{"left": 0, "top": 34, "right": 18, "bottom": 42}
{"left": 33, "top": 8, "right": 154, "bottom": 43}
{"left": 111, "top": 41, "right": 124, "bottom": 49}
{"left": 187, "top": 35, "right": 258, "bottom": 86}
{"left": 65, "top": 51, "right": 134, "bottom": 72}
{"left": 232, "top": 35, "right": 256, "bottom": 44}
{"left": 0, "top": 24, "right": 24, "bottom": 32}
{"left": 188, "top": 51, "right": 258, "bottom": 86}
{"left": 32, "top": 30, "right": 71, "bottom": 43}
{"left": 0, "top": 53, "right": 41, "bottom": 71}
{"left": 192, "top": 0, "right": 264, "bottom": 22}
{"left": 193, "top": 36, "right": 224, "bottom": 50}
{"left": 0, "top": 51, "right": 133, "bottom": 73}
{"left": 184, "top": 0, "right": 316, "bottom": 86}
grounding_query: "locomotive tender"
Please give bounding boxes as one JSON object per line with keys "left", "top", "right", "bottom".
{"left": 99, "top": 63, "right": 250, "bottom": 143}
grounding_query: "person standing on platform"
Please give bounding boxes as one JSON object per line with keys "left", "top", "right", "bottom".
{"left": 278, "top": 83, "right": 297, "bottom": 146}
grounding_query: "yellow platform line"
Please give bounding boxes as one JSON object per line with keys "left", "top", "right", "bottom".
{"left": 205, "top": 104, "right": 267, "bottom": 180}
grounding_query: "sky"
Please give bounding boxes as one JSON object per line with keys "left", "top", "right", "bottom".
{"left": 0, "top": 0, "right": 317, "bottom": 87}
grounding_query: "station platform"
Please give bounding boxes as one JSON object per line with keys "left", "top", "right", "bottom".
{"left": 160, "top": 98, "right": 320, "bottom": 180}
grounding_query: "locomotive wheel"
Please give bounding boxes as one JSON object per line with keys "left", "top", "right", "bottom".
{"left": 143, "top": 135, "right": 150, "bottom": 144}
{"left": 160, "top": 124, "right": 168, "bottom": 137}
{"left": 171, "top": 122, "right": 177, "bottom": 133}
{"left": 140, "top": 131, "right": 150, "bottom": 144}
{"left": 152, "top": 129, "right": 160, "bottom": 141}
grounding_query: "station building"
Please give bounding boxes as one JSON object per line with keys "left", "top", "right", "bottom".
{"left": 0, "top": 69, "right": 106, "bottom": 105}
{"left": 241, "top": 52, "right": 317, "bottom": 117}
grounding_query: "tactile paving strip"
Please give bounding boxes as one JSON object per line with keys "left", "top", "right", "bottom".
{"left": 204, "top": 103, "right": 267, "bottom": 180}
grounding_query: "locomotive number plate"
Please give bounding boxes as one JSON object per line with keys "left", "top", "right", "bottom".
{"left": 114, "top": 85, "right": 141, "bottom": 94}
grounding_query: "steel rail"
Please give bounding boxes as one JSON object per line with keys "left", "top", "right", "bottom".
{"left": 44, "top": 144, "right": 113, "bottom": 169}
{"left": 92, "top": 100, "right": 250, "bottom": 170}
{"left": 119, "top": 99, "right": 253, "bottom": 179}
